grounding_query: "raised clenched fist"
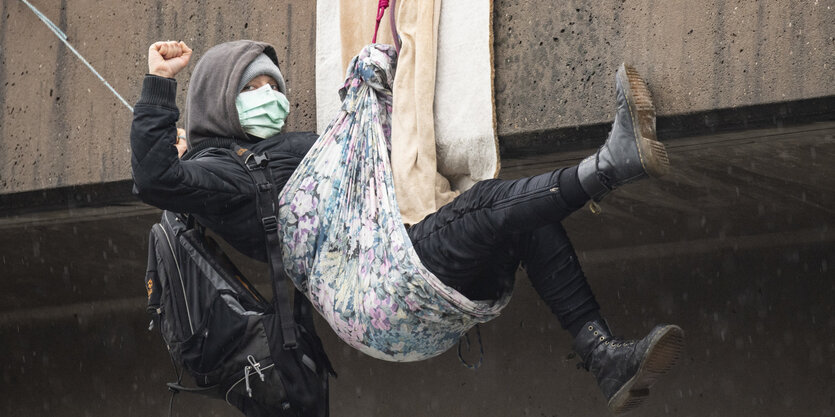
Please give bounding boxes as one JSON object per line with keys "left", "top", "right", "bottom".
{"left": 148, "top": 41, "right": 193, "bottom": 79}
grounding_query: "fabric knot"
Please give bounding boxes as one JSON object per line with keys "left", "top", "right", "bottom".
{"left": 338, "top": 45, "right": 398, "bottom": 112}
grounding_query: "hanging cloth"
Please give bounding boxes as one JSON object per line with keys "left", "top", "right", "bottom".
{"left": 317, "top": 0, "right": 499, "bottom": 225}
{"left": 278, "top": 45, "right": 511, "bottom": 362}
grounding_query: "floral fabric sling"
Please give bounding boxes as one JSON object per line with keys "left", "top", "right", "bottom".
{"left": 277, "top": 45, "right": 511, "bottom": 362}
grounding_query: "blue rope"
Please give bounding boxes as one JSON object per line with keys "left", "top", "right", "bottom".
{"left": 457, "top": 324, "right": 484, "bottom": 370}
{"left": 20, "top": 0, "right": 134, "bottom": 112}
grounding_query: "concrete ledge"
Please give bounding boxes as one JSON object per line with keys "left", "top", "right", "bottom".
{"left": 2, "top": 96, "right": 834, "bottom": 213}
{"left": 0, "top": 179, "right": 136, "bottom": 217}
{"left": 500, "top": 94, "right": 835, "bottom": 158}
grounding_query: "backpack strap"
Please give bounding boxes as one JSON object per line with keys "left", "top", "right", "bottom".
{"left": 232, "top": 144, "right": 297, "bottom": 349}
{"left": 294, "top": 289, "right": 336, "bottom": 377}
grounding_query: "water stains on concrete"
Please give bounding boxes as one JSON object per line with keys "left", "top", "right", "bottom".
{"left": 492, "top": 0, "right": 835, "bottom": 137}
{"left": 0, "top": 1, "right": 8, "bottom": 190}
{"left": 1, "top": 0, "right": 318, "bottom": 195}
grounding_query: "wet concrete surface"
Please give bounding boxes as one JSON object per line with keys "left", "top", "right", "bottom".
{"left": 1, "top": 121, "right": 833, "bottom": 416}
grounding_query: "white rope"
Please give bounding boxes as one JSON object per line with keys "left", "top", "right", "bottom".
{"left": 20, "top": 0, "right": 134, "bottom": 112}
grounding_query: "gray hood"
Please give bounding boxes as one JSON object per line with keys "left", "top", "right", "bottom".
{"left": 184, "top": 40, "right": 282, "bottom": 154}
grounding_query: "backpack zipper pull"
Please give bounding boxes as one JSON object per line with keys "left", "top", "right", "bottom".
{"left": 247, "top": 355, "right": 265, "bottom": 382}
{"left": 244, "top": 365, "right": 253, "bottom": 397}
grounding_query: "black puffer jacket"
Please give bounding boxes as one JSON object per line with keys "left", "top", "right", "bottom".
{"left": 130, "top": 41, "right": 317, "bottom": 262}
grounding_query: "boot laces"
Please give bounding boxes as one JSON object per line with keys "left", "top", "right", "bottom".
{"left": 593, "top": 149, "right": 614, "bottom": 190}
{"left": 575, "top": 336, "right": 637, "bottom": 371}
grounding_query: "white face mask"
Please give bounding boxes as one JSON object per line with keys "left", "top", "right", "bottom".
{"left": 235, "top": 84, "right": 290, "bottom": 139}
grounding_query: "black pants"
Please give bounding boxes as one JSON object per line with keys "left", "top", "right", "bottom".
{"left": 408, "top": 168, "right": 600, "bottom": 330}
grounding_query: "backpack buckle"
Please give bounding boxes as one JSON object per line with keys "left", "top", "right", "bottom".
{"left": 244, "top": 153, "right": 270, "bottom": 170}
{"left": 253, "top": 154, "right": 270, "bottom": 167}
{"left": 261, "top": 215, "right": 278, "bottom": 232}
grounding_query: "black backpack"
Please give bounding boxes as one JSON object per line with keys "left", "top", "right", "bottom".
{"left": 144, "top": 146, "right": 336, "bottom": 417}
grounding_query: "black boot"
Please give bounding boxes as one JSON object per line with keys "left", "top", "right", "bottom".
{"left": 573, "top": 319, "right": 684, "bottom": 414}
{"left": 578, "top": 64, "right": 670, "bottom": 202}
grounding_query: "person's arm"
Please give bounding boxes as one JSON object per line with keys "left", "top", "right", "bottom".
{"left": 130, "top": 41, "right": 242, "bottom": 214}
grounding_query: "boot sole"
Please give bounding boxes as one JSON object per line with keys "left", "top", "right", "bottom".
{"left": 618, "top": 64, "right": 670, "bottom": 178}
{"left": 607, "top": 324, "right": 684, "bottom": 415}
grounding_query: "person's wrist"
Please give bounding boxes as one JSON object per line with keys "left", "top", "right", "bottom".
{"left": 137, "top": 75, "right": 178, "bottom": 109}
{"left": 149, "top": 69, "right": 174, "bottom": 79}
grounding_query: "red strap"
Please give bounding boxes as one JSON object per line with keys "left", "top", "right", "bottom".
{"left": 372, "top": 0, "right": 390, "bottom": 43}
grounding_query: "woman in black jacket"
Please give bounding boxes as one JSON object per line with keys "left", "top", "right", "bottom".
{"left": 131, "top": 40, "right": 682, "bottom": 414}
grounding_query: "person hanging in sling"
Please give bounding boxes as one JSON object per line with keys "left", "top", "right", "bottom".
{"left": 131, "top": 39, "right": 682, "bottom": 415}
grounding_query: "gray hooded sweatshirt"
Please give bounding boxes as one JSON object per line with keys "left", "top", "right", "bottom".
{"left": 185, "top": 40, "right": 285, "bottom": 154}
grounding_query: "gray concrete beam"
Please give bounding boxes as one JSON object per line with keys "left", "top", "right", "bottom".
{"left": 2, "top": 1, "right": 834, "bottom": 196}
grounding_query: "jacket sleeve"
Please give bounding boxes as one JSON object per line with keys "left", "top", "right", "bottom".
{"left": 130, "top": 75, "right": 246, "bottom": 214}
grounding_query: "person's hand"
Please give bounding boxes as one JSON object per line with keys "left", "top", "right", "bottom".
{"left": 148, "top": 41, "right": 193, "bottom": 79}
{"left": 175, "top": 128, "right": 188, "bottom": 158}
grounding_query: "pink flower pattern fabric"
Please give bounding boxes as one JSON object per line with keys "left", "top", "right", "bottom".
{"left": 277, "top": 45, "right": 512, "bottom": 362}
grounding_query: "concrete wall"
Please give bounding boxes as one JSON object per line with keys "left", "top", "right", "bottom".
{"left": 492, "top": 0, "right": 835, "bottom": 136}
{"left": 0, "top": 0, "right": 318, "bottom": 194}
{"left": 1, "top": 0, "right": 833, "bottom": 195}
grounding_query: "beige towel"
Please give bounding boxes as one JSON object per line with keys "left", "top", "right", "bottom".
{"left": 388, "top": 0, "right": 459, "bottom": 225}
{"left": 338, "top": 1, "right": 397, "bottom": 73}
{"left": 317, "top": 0, "right": 498, "bottom": 225}
{"left": 434, "top": 0, "right": 500, "bottom": 192}
{"left": 337, "top": 0, "right": 456, "bottom": 225}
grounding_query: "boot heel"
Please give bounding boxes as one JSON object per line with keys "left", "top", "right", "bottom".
{"left": 620, "top": 64, "right": 671, "bottom": 179}
{"left": 643, "top": 327, "right": 684, "bottom": 375}
{"left": 640, "top": 136, "right": 671, "bottom": 177}
{"left": 606, "top": 325, "right": 684, "bottom": 414}
{"left": 623, "top": 65, "right": 655, "bottom": 112}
